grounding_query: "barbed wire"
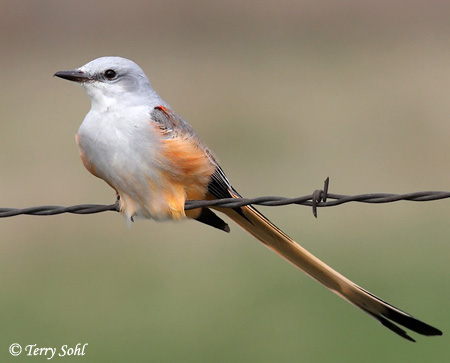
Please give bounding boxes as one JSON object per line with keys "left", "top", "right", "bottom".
{"left": 1, "top": 178, "right": 450, "bottom": 219}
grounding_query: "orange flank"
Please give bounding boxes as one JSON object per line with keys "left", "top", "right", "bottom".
{"left": 158, "top": 132, "right": 215, "bottom": 220}
{"left": 76, "top": 134, "right": 99, "bottom": 178}
{"left": 160, "top": 182, "right": 187, "bottom": 220}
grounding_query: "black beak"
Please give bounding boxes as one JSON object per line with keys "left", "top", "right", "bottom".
{"left": 54, "top": 70, "right": 91, "bottom": 83}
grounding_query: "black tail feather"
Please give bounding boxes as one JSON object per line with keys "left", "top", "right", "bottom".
{"left": 355, "top": 286, "right": 442, "bottom": 341}
{"left": 195, "top": 207, "right": 230, "bottom": 232}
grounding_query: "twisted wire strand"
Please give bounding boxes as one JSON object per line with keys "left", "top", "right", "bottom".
{"left": 1, "top": 190, "right": 449, "bottom": 218}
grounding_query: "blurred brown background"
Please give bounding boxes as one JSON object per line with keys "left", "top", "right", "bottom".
{"left": 1, "top": 1, "right": 449, "bottom": 361}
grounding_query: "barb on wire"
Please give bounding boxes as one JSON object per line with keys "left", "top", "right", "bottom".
{"left": 1, "top": 178, "right": 450, "bottom": 219}
{"left": 311, "top": 177, "right": 329, "bottom": 217}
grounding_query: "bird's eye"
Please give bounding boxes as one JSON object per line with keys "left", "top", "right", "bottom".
{"left": 104, "top": 69, "right": 117, "bottom": 79}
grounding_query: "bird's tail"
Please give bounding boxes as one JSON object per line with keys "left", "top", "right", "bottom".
{"left": 216, "top": 196, "right": 442, "bottom": 342}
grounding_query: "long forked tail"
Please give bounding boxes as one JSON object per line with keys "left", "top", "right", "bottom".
{"left": 216, "top": 199, "right": 442, "bottom": 342}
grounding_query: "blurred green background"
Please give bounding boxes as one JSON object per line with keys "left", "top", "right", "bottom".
{"left": 1, "top": 1, "right": 449, "bottom": 362}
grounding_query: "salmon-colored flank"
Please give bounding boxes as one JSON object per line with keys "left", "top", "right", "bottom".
{"left": 157, "top": 130, "right": 215, "bottom": 220}
{"left": 76, "top": 134, "right": 99, "bottom": 178}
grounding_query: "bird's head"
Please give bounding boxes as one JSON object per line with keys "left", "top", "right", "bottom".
{"left": 55, "top": 56, "right": 160, "bottom": 110}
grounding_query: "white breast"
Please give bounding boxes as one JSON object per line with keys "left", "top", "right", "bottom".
{"left": 77, "top": 105, "right": 166, "bottom": 219}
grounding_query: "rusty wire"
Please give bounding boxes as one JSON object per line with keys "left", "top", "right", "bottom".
{"left": 1, "top": 178, "right": 450, "bottom": 219}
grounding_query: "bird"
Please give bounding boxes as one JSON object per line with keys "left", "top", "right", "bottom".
{"left": 54, "top": 56, "right": 442, "bottom": 342}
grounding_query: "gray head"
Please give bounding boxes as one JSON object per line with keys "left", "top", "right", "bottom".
{"left": 55, "top": 56, "right": 163, "bottom": 109}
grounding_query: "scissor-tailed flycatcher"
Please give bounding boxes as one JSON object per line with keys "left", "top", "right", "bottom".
{"left": 55, "top": 57, "right": 441, "bottom": 341}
